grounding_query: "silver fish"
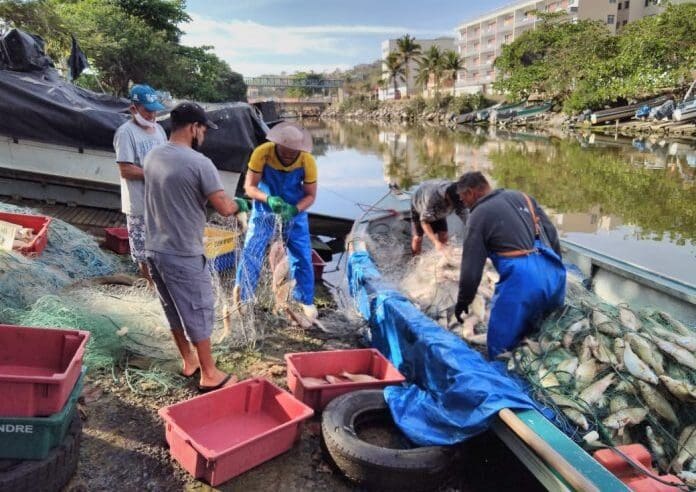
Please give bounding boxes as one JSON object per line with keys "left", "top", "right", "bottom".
{"left": 671, "top": 425, "right": 696, "bottom": 473}
{"left": 562, "top": 408, "right": 589, "bottom": 430}
{"left": 655, "top": 311, "right": 693, "bottom": 337}
{"left": 592, "top": 310, "right": 622, "bottom": 336}
{"left": 636, "top": 381, "right": 679, "bottom": 426}
{"left": 602, "top": 407, "right": 648, "bottom": 430}
{"left": 645, "top": 426, "right": 669, "bottom": 473}
{"left": 579, "top": 373, "right": 615, "bottom": 406}
{"left": 575, "top": 359, "right": 599, "bottom": 390}
{"left": 654, "top": 338, "right": 696, "bottom": 370}
{"left": 609, "top": 394, "right": 630, "bottom": 414}
{"left": 590, "top": 334, "right": 618, "bottom": 365}
{"left": 623, "top": 341, "right": 659, "bottom": 384}
{"left": 618, "top": 306, "right": 641, "bottom": 331}
{"left": 659, "top": 375, "right": 696, "bottom": 403}
{"left": 548, "top": 391, "right": 586, "bottom": 412}
{"left": 563, "top": 318, "right": 590, "bottom": 349}
{"left": 556, "top": 357, "right": 579, "bottom": 385}
{"left": 625, "top": 333, "right": 665, "bottom": 376}
{"left": 613, "top": 338, "right": 625, "bottom": 369}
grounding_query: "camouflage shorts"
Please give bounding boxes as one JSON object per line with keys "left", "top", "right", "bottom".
{"left": 126, "top": 214, "right": 147, "bottom": 263}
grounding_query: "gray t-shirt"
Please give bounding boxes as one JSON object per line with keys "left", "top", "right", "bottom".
{"left": 143, "top": 143, "right": 224, "bottom": 256}
{"left": 113, "top": 120, "right": 167, "bottom": 216}
{"left": 411, "top": 179, "right": 468, "bottom": 223}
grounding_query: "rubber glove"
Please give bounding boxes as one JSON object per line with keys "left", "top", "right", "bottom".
{"left": 280, "top": 203, "right": 299, "bottom": 222}
{"left": 267, "top": 196, "right": 287, "bottom": 214}
{"left": 454, "top": 299, "right": 469, "bottom": 323}
{"left": 234, "top": 197, "right": 250, "bottom": 214}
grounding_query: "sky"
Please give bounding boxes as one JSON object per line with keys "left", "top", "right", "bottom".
{"left": 182, "top": 0, "right": 513, "bottom": 76}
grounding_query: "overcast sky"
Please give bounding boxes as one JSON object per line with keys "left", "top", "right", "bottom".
{"left": 182, "top": 0, "right": 512, "bottom": 76}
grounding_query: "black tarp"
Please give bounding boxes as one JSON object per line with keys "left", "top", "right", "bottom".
{"left": 0, "top": 29, "right": 268, "bottom": 174}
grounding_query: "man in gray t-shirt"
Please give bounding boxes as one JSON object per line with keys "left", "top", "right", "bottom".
{"left": 143, "top": 102, "right": 249, "bottom": 393}
{"left": 113, "top": 84, "right": 167, "bottom": 280}
{"left": 410, "top": 179, "right": 468, "bottom": 255}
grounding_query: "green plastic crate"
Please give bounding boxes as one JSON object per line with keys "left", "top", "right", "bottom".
{"left": 0, "top": 367, "right": 85, "bottom": 460}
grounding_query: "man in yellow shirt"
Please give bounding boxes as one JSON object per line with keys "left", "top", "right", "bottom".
{"left": 235, "top": 122, "right": 318, "bottom": 318}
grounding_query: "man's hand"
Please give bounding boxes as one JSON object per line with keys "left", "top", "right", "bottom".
{"left": 280, "top": 203, "right": 299, "bottom": 222}
{"left": 454, "top": 300, "right": 468, "bottom": 323}
{"left": 234, "top": 198, "right": 250, "bottom": 214}
{"left": 267, "top": 196, "right": 287, "bottom": 214}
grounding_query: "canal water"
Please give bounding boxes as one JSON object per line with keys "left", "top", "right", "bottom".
{"left": 305, "top": 119, "right": 696, "bottom": 286}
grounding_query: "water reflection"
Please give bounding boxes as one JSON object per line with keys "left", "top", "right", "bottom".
{"left": 308, "top": 120, "right": 696, "bottom": 283}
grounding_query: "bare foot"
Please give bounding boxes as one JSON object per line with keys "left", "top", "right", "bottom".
{"left": 199, "top": 368, "right": 237, "bottom": 388}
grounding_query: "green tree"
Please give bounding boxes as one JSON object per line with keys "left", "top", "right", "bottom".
{"left": 170, "top": 46, "right": 246, "bottom": 102}
{"left": 416, "top": 45, "right": 444, "bottom": 98}
{"left": 441, "top": 49, "right": 464, "bottom": 91}
{"left": 395, "top": 34, "right": 421, "bottom": 98}
{"left": 384, "top": 52, "right": 406, "bottom": 98}
{"left": 286, "top": 71, "right": 324, "bottom": 98}
{"left": 0, "top": 0, "right": 70, "bottom": 61}
{"left": 114, "top": 0, "right": 189, "bottom": 42}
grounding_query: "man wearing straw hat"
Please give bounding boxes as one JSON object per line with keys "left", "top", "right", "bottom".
{"left": 234, "top": 122, "right": 318, "bottom": 319}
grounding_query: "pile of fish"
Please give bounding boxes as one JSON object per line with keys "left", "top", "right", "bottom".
{"left": 302, "top": 371, "right": 380, "bottom": 387}
{"left": 399, "top": 247, "right": 497, "bottom": 346}
{"left": 505, "top": 303, "right": 696, "bottom": 482}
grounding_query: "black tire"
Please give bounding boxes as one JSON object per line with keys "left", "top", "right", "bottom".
{"left": 321, "top": 390, "right": 456, "bottom": 491}
{"left": 0, "top": 414, "right": 82, "bottom": 492}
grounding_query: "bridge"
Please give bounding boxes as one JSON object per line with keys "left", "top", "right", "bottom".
{"left": 244, "top": 77, "right": 343, "bottom": 89}
{"left": 249, "top": 97, "right": 334, "bottom": 117}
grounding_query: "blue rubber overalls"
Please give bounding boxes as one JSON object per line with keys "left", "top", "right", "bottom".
{"left": 486, "top": 195, "right": 566, "bottom": 359}
{"left": 235, "top": 148, "right": 314, "bottom": 306}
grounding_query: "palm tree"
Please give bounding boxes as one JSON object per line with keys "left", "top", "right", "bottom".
{"left": 384, "top": 52, "right": 406, "bottom": 99}
{"left": 441, "top": 50, "right": 464, "bottom": 93}
{"left": 415, "top": 45, "right": 444, "bottom": 98}
{"left": 395, "top": 34, "right": 421, "bottom": 98}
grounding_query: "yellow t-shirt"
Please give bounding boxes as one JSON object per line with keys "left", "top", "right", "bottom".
{"left": 248, "top": 142, "right": 317, "bottom": 184}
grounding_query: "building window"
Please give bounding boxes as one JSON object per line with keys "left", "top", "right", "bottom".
{"left": 645, "top": 0, "right": 648, "bottom": 5}
{"left": 623, "top": 19, "right": 628, "bottom": 25}
{"left": 607, "top": 14, "right": 615, "bottom": 24}
{"left": 609, "top": 0, "right": 616, "bottom": 3}
{"left": 504, "top": 34, "right": 513, "bottom": 42}
{"left": 625, "top": 0, "right": 629, "bottom": 6}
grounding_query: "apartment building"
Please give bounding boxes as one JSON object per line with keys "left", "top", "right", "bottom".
{"left": 379, "top": 37, "right": 455, "bottom": 101}
{"left": 454, "top": 0, "right": 693, "bottom": 95}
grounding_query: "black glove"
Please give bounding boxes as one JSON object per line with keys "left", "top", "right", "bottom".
{"left": 454, "top": 300, "right": 468, "bottom": 323}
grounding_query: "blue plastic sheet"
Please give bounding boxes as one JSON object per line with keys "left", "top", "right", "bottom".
{"left": 347, "top": 251, "right": 547, "bottom": 446}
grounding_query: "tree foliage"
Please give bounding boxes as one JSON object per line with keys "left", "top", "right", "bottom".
{"left": 384, "top": 52, "right": 405, "bottom": 96}
{"left": 286, "top": 71, "right": 324, "bottom": 98}
{"left": 395, "top": 34, "right": 421, "bottom": 97}
{"left": 0, "top": 0, "right": 246, "bottom": 101}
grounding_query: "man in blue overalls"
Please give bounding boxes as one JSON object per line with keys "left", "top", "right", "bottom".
{"left": 234, "top": 122, "right": 318, "bottom": 318}
{"left": 453, "top": 172, "right": 566, "bottom": 359}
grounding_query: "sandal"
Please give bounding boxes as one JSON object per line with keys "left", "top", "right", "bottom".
{"left": 179, "top": 367, "right": 200, "bottom": 379}
{"left": 198, "top": 373, "right": 236, "bottom": 393}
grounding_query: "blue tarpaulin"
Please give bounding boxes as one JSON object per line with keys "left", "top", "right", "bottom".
{"left": 347, "top": 250, "right": 547, "bottom": 446}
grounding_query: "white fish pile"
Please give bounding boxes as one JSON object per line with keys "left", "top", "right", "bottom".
{"left": 506, "top": 304, "right": 696, "bottom": 477}
{"left": 399, "top": 247, "right": 497, "bottom": 346}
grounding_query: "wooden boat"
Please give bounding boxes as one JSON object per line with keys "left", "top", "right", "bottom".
{"left": 346, "top": 189, "right": 694, "bottom": 490}
{"left": 589, "top": 96, "right": 669, "bottom": 125}
{"left": 475, "top": 102, "right": 523, "bottom": 124}
{"left": 673, "top": 98, "right": 696, "bottom": 122}
{"left": 496, "top": 102, "right": 554, "bottom": 125}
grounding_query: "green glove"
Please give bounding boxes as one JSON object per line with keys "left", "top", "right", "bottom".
{"left": 280, "top": 203, "right": 299, "bottom": 222}
{"left": 267, "top": 196, "right": 287, "bottom": 214}
{"left": 234, "top": 197, "right": 250, "bottom": 214}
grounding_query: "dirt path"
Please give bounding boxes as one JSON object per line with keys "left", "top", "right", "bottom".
{"left": 65, "top": 309, "right": 365, "bottom": 492}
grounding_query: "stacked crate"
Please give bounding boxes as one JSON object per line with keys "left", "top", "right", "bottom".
{"left": 0, "top": 325, "right": 89, "bottom": 460}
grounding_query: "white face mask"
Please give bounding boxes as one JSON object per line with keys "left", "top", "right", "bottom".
{"left": 133, "top": 111, "right": 156, "bottom": 129}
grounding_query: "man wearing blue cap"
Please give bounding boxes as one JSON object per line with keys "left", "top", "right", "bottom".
{"left": 113, "top": 84, "right": 167, "bottom": 282}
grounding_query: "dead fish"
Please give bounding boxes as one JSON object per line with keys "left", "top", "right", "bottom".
{"left": 625, "top": 333, "right": 665, "bottom": 376}
{"left": 677, "top": 472, "right": 696, "bottom": 488}
{"left": 659, "top": 375, "right": 696, "bottom": 403}
{"left": 618, "top": 306, "right": 641, "bottom": 331}
{"left": 583, "top": 431, "right": 603, "bottom": 448}
{"left": 302, "top": 376, "right": 328, "bottom": 386}
{"left": 623, "top": 342, "right": 659, "bottom": 384}
{"left": 645, "top": 323, "right": 696, "bottom": 352}
{"left": 539, "top": 337, "right": 561, "bottom": 353}
{"left": 325, "top": 375, "right": 348, "bottom": 384}
{"left": 548, "top": 391, "right": 586, "bottom": 412}
{"left": 654, "top": 311, "right": 693, "bottom": 337}
{"left": 562, "top": 408, "right": 589, "bottom": 430}
{"left": 609, "top": 394, "right": 630, "bottom": 414}
{"left": 579, "top": 373, "right": 615, "bottom": 406}
{"left": 563, "top": 318, "right": 590, "bottom": 349}
{"left": 268, "top": 240, "right": 285, "bottom": 270}
{"left": 590, "top": 334, "right": 618, "bottom": 365}
{"left": 522, "top": 337, "right": 543, "bottom": 356}
{"left": 645, "top": 426, "right": 669, "bottom": 473}
{"left": 592, "top": 310, "right": 622, "bottom": 336}
{"left": 671, "top": 425, "right": 696, "bottom": 473}
{"left": 272, "top": 257, "right": 290, "bottom": 288}
{"left": 636, "top": 381, "right": 679, "bottom": 426}
{"left": 654, "top": 338, "right": 696, "bottom": 370}
{"left": 614, "top": 379, "right": 637, "bottom": 395}
{"left": 579, "top": 336, "right": 594, "bottom": 362}
{"left": 575, "top": 359, "right": 599, "bottom": 390}
{"left": 602, "top": 408, "right": 648, "bottom": 431}
{"left": 537, "top": 366, "right": 560, "bottom": 388}
{"left": 555, "top": 357, "right": 579, "bottom": 384}
{"left": 340, "top": 371, "right": 379, "bottom": 383}
{"left": 613, "top": 338, "right": 625, "bottom": 369}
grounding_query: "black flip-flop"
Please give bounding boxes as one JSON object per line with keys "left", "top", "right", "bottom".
{"left": 179, "top": 367, "right": 200, "bottom": 379}
{"left": 198, "top": 373, "right": 234, "bottom": 394}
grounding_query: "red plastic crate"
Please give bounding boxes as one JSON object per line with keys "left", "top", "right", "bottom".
{"left": 593, "top": 444, "right": 684, "bottom": 491}
{"left": 0, "top": 212, "right": 51, "bottom": 256}
{"left": 0, "top": 325, "right": 89, "bottom": 417}
{"left": 158, "top": 378, "right": 314, "bottom": 486}
{"left": 284, "top": 348, "right": 405, "bottom": 411}
{"left": 104, "top": 227, "right": 129, "bottom": 255}
{"left": 311, "top": 249, "right": 326, "bottom": 280}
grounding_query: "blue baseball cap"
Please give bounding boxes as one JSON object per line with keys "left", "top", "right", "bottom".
{"left": 129, "top": 84, "right": 165, "bottom": 112}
